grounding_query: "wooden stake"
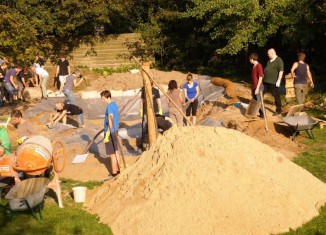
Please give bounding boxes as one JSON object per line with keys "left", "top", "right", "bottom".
{"left": 141, "top": 62, "right": 157, "bottom": 145}
{"left": 133, "top": 56, "right": 193, "bottom": 126}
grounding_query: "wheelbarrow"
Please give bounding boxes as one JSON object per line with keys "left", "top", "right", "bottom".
{"left": 1, "top": 177, "right": 50, "bottom": 220}
{"left": 282, "top": 115, "right": 319, "bottom": 140}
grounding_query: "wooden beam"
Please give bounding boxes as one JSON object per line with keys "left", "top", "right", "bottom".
{"left": 133, "top": 56, "right": 193, "bottom": 126}
{"left": 141, "top": 62, "right": 157, "bottom": 145}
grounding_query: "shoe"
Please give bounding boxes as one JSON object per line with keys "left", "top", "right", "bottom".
{"left": 272, "top": 111, "right": 281, "bottom": 116}
{"left": 103, "top": 175, "right": 114, "bottom": 182}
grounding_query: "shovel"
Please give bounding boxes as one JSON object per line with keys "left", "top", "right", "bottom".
{"left": 260, "top": 90, "right": 269, "bottom": 132}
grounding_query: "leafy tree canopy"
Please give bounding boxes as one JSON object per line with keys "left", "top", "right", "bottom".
{"left": 119, "top": 0, "right": 325, "bottom": 75}
{"left": 0, "top": 0, "right": 109, "bottom": 64}
{"left": 1, "top": 0, "right": 325, "bottom": 76}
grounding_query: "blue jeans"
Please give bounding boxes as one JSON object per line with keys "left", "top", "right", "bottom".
{"left": 4, "top": 82, "right": 17, "bottom": 100}
{"left": 76, "top": 113, "right": 84, "bottom": 126}
{"left": 63, "top": 89, "right": 75, "bottom": 104}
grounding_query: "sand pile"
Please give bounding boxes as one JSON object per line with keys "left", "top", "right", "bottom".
{"left": 85, "top": 127, "right": 326, "bottom": 235}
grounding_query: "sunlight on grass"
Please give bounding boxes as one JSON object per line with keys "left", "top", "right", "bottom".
{"left": 282, "top": 206, "right": 326, "bottom": 235}
{"left": 0, "top": 179, "right": 111, "bottom": 235}
{"left": 281, "top": 127, "right": 326, "bottom": 235}
{"left": 293, "top": 128, "right": 326, "bottom": 183}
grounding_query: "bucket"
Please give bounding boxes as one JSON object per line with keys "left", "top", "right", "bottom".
{"left": 245, "top": 99, "right": 261, "bottom": 117}
{"left": 72, "top": 186, "right": 87, "bottom": 203}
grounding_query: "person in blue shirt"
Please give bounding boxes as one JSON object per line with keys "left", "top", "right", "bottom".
{"left": 100, "top": 90, "right": 121, "bottom": 179}
{"left": 183, "top": 74, "right": 200, "bottom": 125}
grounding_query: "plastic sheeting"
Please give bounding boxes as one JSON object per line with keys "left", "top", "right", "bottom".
{"left": 65, "top": 129, "right": 141, "bottom": 158}
{"left": 200, "top": 117, "right": 224, "bottom": 127}
{"left": 24, "top": 76, "right": 224, "bottom": 121}
{"left": 20, "top": 76, "right": 224, "bottom": 156}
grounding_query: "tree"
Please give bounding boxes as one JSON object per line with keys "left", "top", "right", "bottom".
{"left": 0, "top": 0, "right": 109, "bottom": 64}
{"left": 122, "top": 0, "right": 325, "bottom": 75}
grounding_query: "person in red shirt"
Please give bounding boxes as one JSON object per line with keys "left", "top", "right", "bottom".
{"left": 249, "top": 53, "right": 264, "bottom": 117}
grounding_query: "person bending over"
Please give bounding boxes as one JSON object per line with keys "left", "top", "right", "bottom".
{"left": 49, "top": 101, "right": 85, "bottom": 128}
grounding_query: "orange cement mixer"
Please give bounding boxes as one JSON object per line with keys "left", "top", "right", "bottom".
{"left": 0, "top": 135, "right": 66, "bottom": 208}
{"left": 14, "top": 136, "right": 65, "bottom": 175}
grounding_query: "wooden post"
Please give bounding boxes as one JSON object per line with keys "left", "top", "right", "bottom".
{"left": 133, "top": 56, "right": 193, "bottom": 126}
{"left": 141, "top": 62, "right": 157, "bottom": 145}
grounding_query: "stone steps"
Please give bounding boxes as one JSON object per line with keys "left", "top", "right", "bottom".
{"left": 70, "top": 33, "right": 141, "bottom": 68}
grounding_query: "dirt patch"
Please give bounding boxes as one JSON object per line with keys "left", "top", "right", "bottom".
{"left": 43, "top": 66, "right": 191, "bottom": 92}
{"left": 85, "top": 127, "right": 326, "bottom": 235}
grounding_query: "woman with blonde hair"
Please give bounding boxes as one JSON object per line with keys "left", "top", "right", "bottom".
{"left": 290, "top": 52, "right": 314, "bottom": 104}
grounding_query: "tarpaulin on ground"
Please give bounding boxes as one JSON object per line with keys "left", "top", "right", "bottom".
{"left": 24, "top": 76, "right": 224, "bottom": 121}
{"left": 200, "top": 117, "right": 224, "bottom": 127}
{"left": 20, "top": 76, "right": 225, "bottom": 156}
{"left": 64, "top": 128, "right": 141, "bottom": 158}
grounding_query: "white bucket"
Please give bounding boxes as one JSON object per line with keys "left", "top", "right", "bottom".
{"left": 72, "top": 186, "right": 87, "bottom": 203}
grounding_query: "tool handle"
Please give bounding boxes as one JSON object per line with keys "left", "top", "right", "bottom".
{"left": 109, "top": 115, "right": 127, "bottom": 168}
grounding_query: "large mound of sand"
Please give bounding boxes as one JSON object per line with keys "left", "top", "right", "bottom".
{"left": 85, "top": 127, "right": 326, "bottom": 235}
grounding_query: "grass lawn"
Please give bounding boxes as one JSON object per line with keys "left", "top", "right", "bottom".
{"left": 281, "top": 126, "right": 326, "bottom": 235}
{"left": 0, "top": 179, "right": 112, "bottom": 235}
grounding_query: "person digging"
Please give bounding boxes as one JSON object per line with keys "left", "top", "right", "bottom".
{"left": 48, "top": 101, "right": 85, "bottom": 128}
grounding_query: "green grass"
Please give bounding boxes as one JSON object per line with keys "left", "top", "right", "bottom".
{"left": 283, "top": 205, "right": 326, "bottom": 235}
{"left": 281, "top": 126, "right": 326, "bottom": 235}
{"left": 0, "top": 179, "right": 112, "bottom": 235}
{"left": 91, "top": 65, "right": 139, "bottom": 76}
{"left": 293, "top": 129, "right": 326, "bottom": 183}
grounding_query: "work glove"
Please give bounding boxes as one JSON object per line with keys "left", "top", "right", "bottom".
{"left": 276, "top": 80, "right": 281, "bottom": 87}
{"left": 158, "top": 109, "right": 163, "bottom": 115}
{"left": 104, "top": 132, "right": 110, "bottom": 143}
{"left": 140, "top": 108, "right": 143, "bottom": 118}
{"left": 119, "top": 164, "right": 125, "bottom": 171}
{"left": 17, "top": 136, "right": 27, "bottom": 145}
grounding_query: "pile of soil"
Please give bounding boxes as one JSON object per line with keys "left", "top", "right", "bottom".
{"left": 81, "top": 69, "right": 191, "bottom": 91}
{"left": 85, "top": 127, "right": 326, "bottom": 235}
